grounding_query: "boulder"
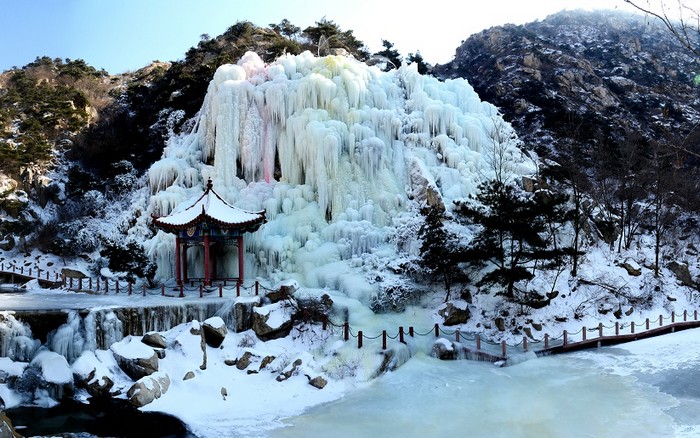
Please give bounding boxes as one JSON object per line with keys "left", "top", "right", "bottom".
{"left": 61, "top": 268, "right": 87, "bottom": 279}
{"left": 111, "top": 336, "right": 159, "bottom": 380}
{"left": 265, "top": 281, "right": 298, "bottom": 304}
{"left": 202, "top": 317, "right": 227, "bottom": 348}
{"left": 141, "top": 332, "right": 167, "bottom": 349}
{"left": 494, "top": 317, "right": 506, "bottom": 331}
{"left": 667, "top": 261, "right": 695, "bottom": 288}
{"left": 259, "top": 355, "right": 276, "bottom": 371}
{"left": 79, "top": 369, "right": 114, "bottom": 398}
{"left": 252, "top": 301, "right": 295, "bottom": 341}
{"left": 438, "top": 302, "right": 471, "bottom": 326}
{"left": 127, "top": 372, "right": 171, "bottom": 408}
{"left": 183, "top": 371, "right": 195, "bottom": 381}
{"left": 431, "top": 338, "right": 456, "bottom": 360}
{"left": 308, "top": 375, "right": 327, "bottom": 389}
{"left": 236, "top": 352, "right": 257, "bottom": 371}
{"left": 234, "top": 298, "right": 259, "bottom": 332}
{"left": 618, "top": 259, "right": 642, "bottom": 276}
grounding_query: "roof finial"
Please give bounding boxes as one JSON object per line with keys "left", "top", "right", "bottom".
{"left": 206, "top": 178, "right": 213, "bottom": 191}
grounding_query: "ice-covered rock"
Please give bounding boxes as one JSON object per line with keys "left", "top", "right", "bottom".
{"left": 110, "top": 336, "right": 159, "bottom": 380}
{"left": 126, "top": 372, "right": 171, "bottom": 407}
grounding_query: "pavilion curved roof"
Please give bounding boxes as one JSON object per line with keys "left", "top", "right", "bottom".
{"left": 152, "top": 180, "right": 266, "bottom": 233}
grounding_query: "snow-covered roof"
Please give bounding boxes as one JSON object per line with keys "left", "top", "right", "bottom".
{"left": 152, "top": 180, "right": 266, "bottom": 232}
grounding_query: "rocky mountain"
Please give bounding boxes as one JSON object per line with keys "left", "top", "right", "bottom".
{"left": 435, "top": 9, "right": 700, "bottom": 158}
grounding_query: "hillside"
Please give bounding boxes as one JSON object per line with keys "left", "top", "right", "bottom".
{"left": 436, "top": 10, "right": 700, "bottom": 155}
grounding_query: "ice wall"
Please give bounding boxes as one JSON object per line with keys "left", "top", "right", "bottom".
{"left": 147, "top": 51, "right": 533, "bottom": 298}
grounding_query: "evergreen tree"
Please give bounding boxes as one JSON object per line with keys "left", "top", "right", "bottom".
{"left": 406, "top": 51, "right": 431, "bottom": 75}
{"left": 455, "top": 179, "right": 573, "bottom": 303}
{"left": 417, "top": 206, "right": 463, "bottom": 301}
{"left": 372, "top": 39, "right": 402, "bottom": 71}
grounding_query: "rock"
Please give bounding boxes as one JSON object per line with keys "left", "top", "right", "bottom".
{"left": 252, "top": 301, "right": 295, "bottom": 341}
{"left": 625, "top": 307, "right": 634, "bottom": 316}
{"left": 127, "top": 372, "right": 170, "bottom": 408}
{"left": 221, "top": 387, "right": 228, "bottom": 400}
{"left": 438, "top": 302, "right": 471, "bottom": 326}
{"left": 202, "top": 317, "right": 227, "bottom": 348}
{"left": 236, "top": 352, "right": 257, "bottom": 371}
{"left": 224, "top": 359, "right": 237, "bottom": 367}
{"left": 666, "top": 261, "right": 695, "bottom": 288}
{"left": 523, "top": 327, "right": 533, "bottom": 339}
{"left": 531, "top": 322, "right": 543, "bottom": 331}
{"left": 265, "top": 281, "right": 298, "bottom": 304}
{"left": 80, "top": 370, "right": 114, "bottom": 398}
{"left": 189, "top": 320, "right": 201, "bottom": 336}
{"left": 0, "top": 410, "right": 21, "bottom": 438}
{"left": 618, "top": 259, "right": 642, "bottom": 276}
{"left": 183, "top": 371, "right": 195, "bottom": 381}
{"left": 667, "top": 295, "right": 677, "bottom": 302}
{"left": 308, "top": 375, "right": 327, "bottom": 389}
{"left": 234, "top": 298, "right": 260, "bottom": 332}
{"left": 546, "top": 291, "right": 559, "bottom": 300}
{"left": 61, "top": 267, "right": 87, "bottom": 279}
{"left": 111, "top": 337, "right": 159, "bottom": 380}
{"left": 155, "top": 349, "right": 166, "bottom": 360}
{"left": 613, "top": 306, "right": 623, "bottom": 319}
{"left": 141, "top": 332, "right": 167, "bottom": 349}
{"left": 259, "top": 355, "right": 276, "bottom": 371}
{"left": 276, "top": 358, "right": 302, "bottom": 382}
{"left": 494, "top": 317, "right": 506, "bottom": 331}
{"left": 431, "top": 338, "right": 456, "bottom": 360}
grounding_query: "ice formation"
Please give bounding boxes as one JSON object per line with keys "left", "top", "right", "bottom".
{"left": 146, "top": 51, "right": 533, "bottom": 299}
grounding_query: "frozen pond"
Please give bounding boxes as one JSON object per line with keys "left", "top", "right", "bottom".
{"left": 268, "top": 329, "right": 700, "bottom": 438}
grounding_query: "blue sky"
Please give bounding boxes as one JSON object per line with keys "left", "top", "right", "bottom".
{"left": 2, "top": 0, "right": 635, "bottom": 74}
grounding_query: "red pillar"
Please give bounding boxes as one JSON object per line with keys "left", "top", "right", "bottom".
{"left": 237, "top": 235, "right": 244, "bottom": 285}
{"left": 175, "top": 237, "right": 182, "bottom": 284}
{"left": 204, "top": 233, "right": 211, "bottom": 286}
{"left": 182, "top": 243, "right": 188, "bottom": 283}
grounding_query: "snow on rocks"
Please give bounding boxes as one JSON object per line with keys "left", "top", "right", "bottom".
{"left": 202, "top": 317, "right": 227, "bottom": 348}
{"left": 127, "top": 371, "right": 171, "bottom": 408}
{"left": 252, "top": 301, "right": 296, "bottom": 341}
{"left": 110, "top": 336, "right": 159, "bottom": 380}
{"left": 72, "top": 350, "right": 115, "bottom": 398}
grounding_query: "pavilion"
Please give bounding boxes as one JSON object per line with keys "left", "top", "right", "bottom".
{"left": 152, "top": 179, "right": 266, "bottom": 286}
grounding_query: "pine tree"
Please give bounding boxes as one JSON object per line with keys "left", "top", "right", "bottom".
{"left": 417, "top": 206, "right": 463, "bottom": 301}
{"left": 455, "top": 179, "right": 573, "bottom": 303}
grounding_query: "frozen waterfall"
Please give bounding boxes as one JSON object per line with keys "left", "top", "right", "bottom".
{"left": 146, "top": 51, "right": 534, "bottom": 299}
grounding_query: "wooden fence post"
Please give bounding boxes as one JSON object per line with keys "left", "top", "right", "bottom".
{"left": 143, "top": 284, "right": 146, "bottom": 296}
{"left": 434, "top": 323, "right": 439, "bottom": 337}
{"left": 631, "top": 322, "right": 635, "bottom": 334}
{"left": 179, "top": 283, "right": 184, "bottom": 298}
{"left": 236, "top": 282, "right": 241, "bottom": 297}
{"left": 544, "top": 333, "right": 549, "bottom": 349}
{"left": 645, "top": 318, "right": 650, "bottom": 330}
{"left": 563, "top": 330, "right": 568, "bottom": 346}
{"left": 455, "top": 330, "right": 460, "bottom": 343}
{"left": 523, "top": 337, "right": 528, "bottom": 352}
{"left": 219, "top": 284, "right": 223, "bottom": 298}
{"left": 199, "top": 284, "right": 203, "bottom": 298}
{"left": 582, "top": 326, "right": 587, "bottom": 341}
{"left": 684, "top": 310, "right": 688, "bottom": 322}
{"left": 476, "top": 334, "right": 481, "bottom": 350}
{"left": 615, "top": 322, "right": 619, "bottom": 336}
{"left": 409, "top": 327, "right": 414, "bottom": 337}
{"left": 659, "top": 315, "right": 663, "bottom": 327}
{"left": 598, "top": 322, "right": 603, "bottom": 338}
{"left": 501, "top": 341, "right": 507, "bottom": 358}
{"left": 399, "top": 327, "right": 405, "bottom": 344}
{"left": 128, "top": 282, "right": 132, "bottom": 296}
{"left": 344, "top": 321, "right": 349, "bottom": 341}
{"left": 358, "top": 331, "right": 363, "bottom": 349}
{"left": 255, "top": 281, "right": 259, "bottom": 296}
{"left": 161, "top": 285, "right": 165, "bottom": 296}
{"left": 115, "top": 281, "right": 119, "bottom": 294}
{"left": 382, "top": 330, "right": 387, "bottom": 350}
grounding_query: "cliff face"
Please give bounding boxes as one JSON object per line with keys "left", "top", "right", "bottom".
{"left": 435, "top": 10, "right": 700, "bottom": 155}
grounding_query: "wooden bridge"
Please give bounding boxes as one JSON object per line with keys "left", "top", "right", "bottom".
{"left": 0, "top": 263, "right": 62, "bottom": 289}
{"left": 333, "top": 310, "right": 700, "bottom": 364}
